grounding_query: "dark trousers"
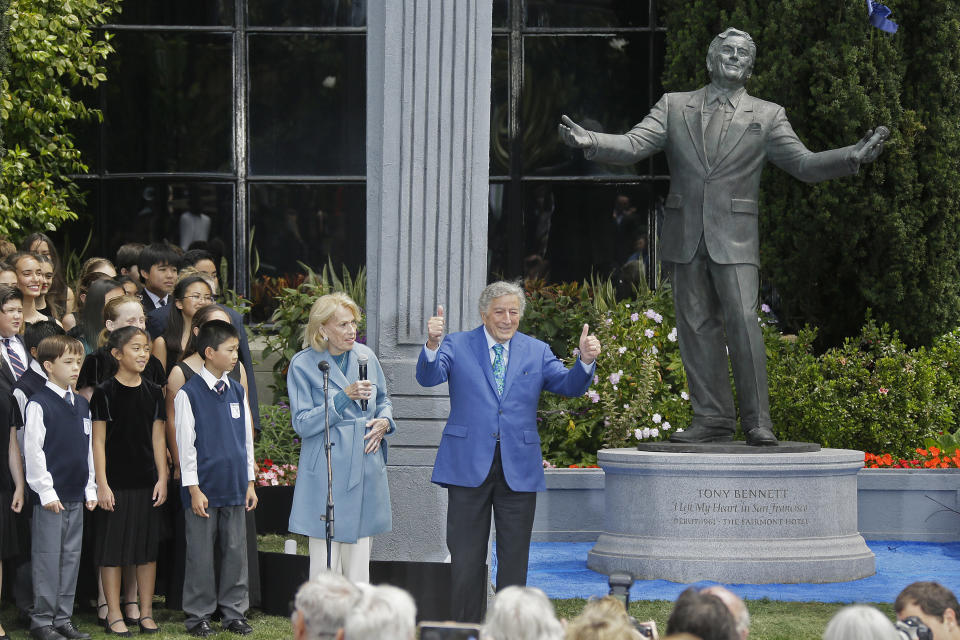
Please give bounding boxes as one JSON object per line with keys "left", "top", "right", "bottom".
{"left": 671, "top": 238, "right": 771, "bottom": 433}
{"left": 446, "top": 444, "right": 537, "bottom": 623}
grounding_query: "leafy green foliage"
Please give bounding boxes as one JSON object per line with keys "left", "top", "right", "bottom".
{"left": 254, "top": 403, "right": 300, "bottom": 467}
{"left": 767, "top": 318, "right": 951, "bottom": 457}
{"left": 0, "top": 0, "right": 118, "bottom": 239}
{"left": 660, "top": 0, "right": 960, "bottom": 348}
{"left": 258, "top": 261, "right": 366, "bottom": 399}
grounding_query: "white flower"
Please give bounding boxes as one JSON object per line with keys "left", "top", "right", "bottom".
{"left": 662, "top": 421, "right": 671, "bottom": 430}
{"left": 675, "top": 427, "right": 684, "bottom": 433}
{"left": 644, "top": 329, "right": 655, "bottom": 338}
{"left": 623, "top": 404, "right": 630, "bottom": 409}
{"left": 652, "top": 413, "right": 662, "bottom": 423}
{"left": 642, "top": 427, "right": 652, "bottom": 438}
{"left": 650, "top": 428, "right": 659, "bottom": 438}
{"left": 634, "top": 428, "right": 643, "bottom": 440}
{"left": 618, "top": 346, "right": 627, "bottom": 354}
{"left": 761, "top": 303, "right": 771, "bottom": 313}
{"left": 681, "top": 391, "right": 689, "bottom": 400}
{"left": 667, "top": 327, "right": 678, "bottom": 342}
{"left": 650, "top": 346, "right": 658, "bottom": 354}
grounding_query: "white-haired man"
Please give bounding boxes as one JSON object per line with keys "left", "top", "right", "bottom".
{"left": 418, "top": 281, "right": 601, "bottom": 622}
{"left": 702, "top": 585, "right": 750, "bottom": 640}
{"left": 482, "top": 586, "right": 564, "bottom": 640}
{"left": 343, "top": 584, "right": 416, "bottom": 640}
{"left": 291, "top": 571, "right": 361, "bottom": 640}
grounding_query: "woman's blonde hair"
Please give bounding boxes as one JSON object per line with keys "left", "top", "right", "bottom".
{"left": 305, "top": 292, "right": 361, "bottom": 351}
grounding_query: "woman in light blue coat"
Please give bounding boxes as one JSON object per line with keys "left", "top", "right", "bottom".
{"left": 287, "top": 292, "right": 394, "bottom": 582}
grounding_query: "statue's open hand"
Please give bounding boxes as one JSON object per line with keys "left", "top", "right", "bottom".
{"left": 851, "top": 126, "right": 889, "bottom": 165}
{"left": 559, "top": 115, "right": 593, "bottom": 149}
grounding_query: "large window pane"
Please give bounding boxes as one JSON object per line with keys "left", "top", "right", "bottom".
{"left": 493, "top": 0, "right": 509, "bottom": 28}
{"left": 97, "top": 181, "right": 235, "bottom": 264}
{"left": 248, "top": 0, "right": 366, "bottom": 27}
{"left": 249, "top": 35, "right": 366, "bottom": 176}
{"left": 249, "top": 183, "right": 365, "bottom": 322}
{"left": 521, "top": 34, "right": 661, "bottom": 176}
{"left": 524, "top": 0, "right": 650, "bottom": 28}
{"left": 103, "top": 33, "right": 233, "bottom": 173}
{"left": 489, "top": 181, "right": 666, "bottom": 283}
{"left": 109, "top": 1, "right": 234, "bottom": 26}
{"left": 490, "top": 36, "right": 510, "bottom": 177}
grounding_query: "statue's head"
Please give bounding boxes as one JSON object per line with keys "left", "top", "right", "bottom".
{"left": 706, "top": 28, "right": 756, "bottom": 89}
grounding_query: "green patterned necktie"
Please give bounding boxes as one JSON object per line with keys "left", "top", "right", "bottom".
{"left": 492, "top": 343, "right": 506, "bottom": 395}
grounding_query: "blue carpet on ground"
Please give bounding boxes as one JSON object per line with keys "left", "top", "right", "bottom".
{"left": 499, "top": 541, "right": 960, "bottom": 603}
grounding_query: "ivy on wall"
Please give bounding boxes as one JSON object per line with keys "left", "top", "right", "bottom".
{"left": 0, "top": 0, "right": 120, "bottom": 240}
{"left": 659, "top": 0, "right": 960, "bottom": 348}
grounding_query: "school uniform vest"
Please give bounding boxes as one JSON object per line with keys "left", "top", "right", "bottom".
{"left": 12, "top": 368, "right": 46, "bottom": 425}
{"left": 29, "top": 386, "right": 90, "bottom": 503}
{"left": 179, "top": 375, "right": 248, "bottom": 508}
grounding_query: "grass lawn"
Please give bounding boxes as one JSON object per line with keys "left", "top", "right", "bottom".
{"left": 0, "top": 597, "right": 894, "bottom": 640}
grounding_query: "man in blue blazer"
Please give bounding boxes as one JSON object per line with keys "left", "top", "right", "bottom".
{"left": 416, "top": 281, "right": 601, "bottom": 622}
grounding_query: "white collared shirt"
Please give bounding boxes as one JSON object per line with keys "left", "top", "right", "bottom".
{"left": 175, "top": 365, "right": 255, "bottom": 488}
{"left": 23, "top": 380, "right": 97, "bottom": 506}
{"left": 143, "top": 288, "right": 169, "bottom": 309}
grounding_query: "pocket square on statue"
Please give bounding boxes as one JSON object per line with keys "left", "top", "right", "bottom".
{"left": 747, "top": 122, "right": 762, "bottom": 134}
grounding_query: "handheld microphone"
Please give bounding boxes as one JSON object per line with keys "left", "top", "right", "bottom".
{"left": 358, "top": 355, "right": 368, "bottom": 411}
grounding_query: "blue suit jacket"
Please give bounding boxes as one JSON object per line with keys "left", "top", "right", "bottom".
{"left": 417, "top": 326, "right": 593, "bottom": 492}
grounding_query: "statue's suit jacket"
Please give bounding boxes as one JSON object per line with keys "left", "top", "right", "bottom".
{"left": 586, "top": 87, "right": 859, "bottom": 265}
{"left": 417, "top": 326, "right": 593, "bottom": 492}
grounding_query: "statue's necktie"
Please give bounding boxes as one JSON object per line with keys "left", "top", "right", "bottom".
{"left": 705, "top": 96, "right": 726, "bottom": 166}
{"left": 492, "top": 343, "right": 505, "bottom": 396}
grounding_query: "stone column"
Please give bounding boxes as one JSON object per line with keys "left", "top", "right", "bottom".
{"left": 366, "top": 0, "right": 493, "bottom": 561}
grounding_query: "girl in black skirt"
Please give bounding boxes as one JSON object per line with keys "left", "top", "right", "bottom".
{"left": 91, "top": 326, "right": 168, "bottom": 636}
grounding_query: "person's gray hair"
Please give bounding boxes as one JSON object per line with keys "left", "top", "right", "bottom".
{"left": 343, "top": 584, "right": 417, "bottom": 640}
{"left": 822, "top": 605, "right": 900, "bottom": 640}
{"left": 478, "top": 281, "right": 526, "bottom": 317}
{"left": 482, "top": 586, "right": 564, "bottom": 640}
{"left": 293, "top": 571, "right": 362, "bottom": 639}
{"left": 702, "top": 586, "right": 750, "bottom": 640}
{"left": 706, "top": 28, "right": 756, "bottom": 75}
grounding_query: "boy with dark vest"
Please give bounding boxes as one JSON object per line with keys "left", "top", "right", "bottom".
{"left": 10, "top": 321, "right": 65, "bottom": 626}
{"left": 23, "top": 335, "right": 97, "bottom": 640}
{"left": 174, "top": 320, "right": 257, "bottom": 637}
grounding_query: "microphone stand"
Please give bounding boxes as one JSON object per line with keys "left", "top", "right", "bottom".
{"left": 317, "top": 361, "right": 335, "bottom": 569}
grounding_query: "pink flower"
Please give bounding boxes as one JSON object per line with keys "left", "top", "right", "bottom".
{"left": 609, "top": 370, "right": 622, "bottom": 385}
{"left": 878, "top": 387, "right": 889, "bottom": 395}
{"left": 630, "top": 312, "right": 640, "bottom": 322}
{"left": 761, "top": 303, "right": 771, "bottom": 313}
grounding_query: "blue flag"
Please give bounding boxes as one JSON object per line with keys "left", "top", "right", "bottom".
{"left": 868, "top": 1, "right": 899, "bottom": 33}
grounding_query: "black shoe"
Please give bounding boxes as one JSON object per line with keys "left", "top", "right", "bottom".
{"left": 669, "top": 424, "right": 734, "bottom": 443}
{"left": 30, "top": 626, "right": 66, "bottom": 640}
{"left": 104, "top": 620, "right": 131, "bottom": 638}
{"left": 53, "top": 623, "right": 90, "bottom": 640}
{"left": 745, "top": 426, "right": 779, "bottom": 446}
{"left": 121, "top": 602, "right": 140, "bottom": 627}
{"left": 223, "top": 620, "right": 253, "bottom": 636}
{"left": 138, "top": 617, "right": 160, "bottom": 635}
{"left": 96, "top": 604, "right": 108, "bottom": 629}
{"left": 188, "top": 621, "right": 215, "bottom": 638}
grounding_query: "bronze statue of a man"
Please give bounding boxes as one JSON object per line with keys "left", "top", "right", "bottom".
{"left": 559, "top": 28, "right": 887, "bottom": 445}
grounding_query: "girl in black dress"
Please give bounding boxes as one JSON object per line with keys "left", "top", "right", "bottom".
{"left": 91, "top": 326, "right": 168, "bottom": 636}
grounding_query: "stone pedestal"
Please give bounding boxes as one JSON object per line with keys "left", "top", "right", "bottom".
{"left": 588, "top": 448, "right": 875, "bottom": 583}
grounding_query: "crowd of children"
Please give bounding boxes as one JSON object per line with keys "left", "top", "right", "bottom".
{"left": 0, "top": 237, "right": 260, "bottom": 640}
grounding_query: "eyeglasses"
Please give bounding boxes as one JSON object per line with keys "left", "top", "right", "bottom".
{"left": 182, "top": 294, "right": 215, "bottom": 303}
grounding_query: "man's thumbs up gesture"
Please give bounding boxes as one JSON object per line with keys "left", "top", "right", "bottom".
{"left": 578, "top": 323, "right": 601, "bottom": 365}
{"left": 427, "top": 305, "right": 445, "bottom": 350}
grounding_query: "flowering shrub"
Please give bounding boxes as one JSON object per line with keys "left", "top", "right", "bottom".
{"left": 256, "top": 458, "right": 299, "bottom": 486}
{"left": 864, "top": 448, "right": 960, "bottom": 469}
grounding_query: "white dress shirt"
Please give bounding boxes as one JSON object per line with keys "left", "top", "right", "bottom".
{"left": 175, "top": 365, "right": 255, "bottom": 488}
{"left": 143, "top": 288, "right": 169, "bottom": 309}
{"left": 23, "top": 381, "right": 97, "bottom": 506}
{"left": 1, "top": 334, "right": 28, "bottom": 380}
